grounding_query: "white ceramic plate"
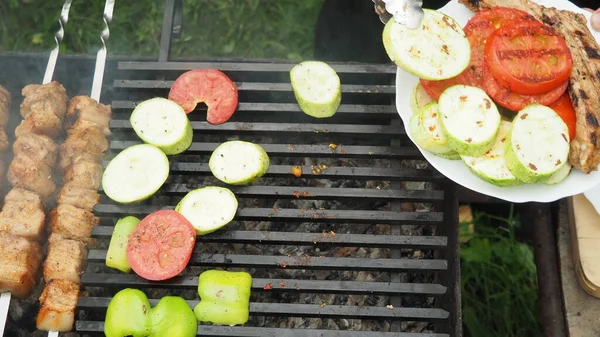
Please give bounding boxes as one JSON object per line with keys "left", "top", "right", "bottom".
{"left": 395, "top": 0, "right": 600, "bottom": 203}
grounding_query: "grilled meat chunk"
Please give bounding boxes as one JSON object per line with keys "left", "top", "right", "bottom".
{"left": 15, "top": 107, "right": 63, "bottom": 139}
{"left": 13, "top": 132, "right": 59, "bottom": 167}
{"left": 0, "top": 84, "right": 11, "bottom": 127}
{"left": 21, "top": 82, "right": 67, "bottom": 120}
{"left": 0, "top": 188, "right": 46, "bottom": 241}
{"left": 59, "top": 126, "right": 108, "bottom": 171}
{"left": 7, "top": 155, "right": 56, "bottom": 198}
{"left": 458, "top": 0, "right": 600, "bottom": 173}
{"left": 63, "top": 154, "right": 103, "bottom": 190}
{"left": 49, "top": 203, "right": 99, "bottom": 242}
{"left": 57, "top": 182, "right": 100, "bottom": 210}
{"left": 36, "top": 279, "right": 80, "bottom": 332}
{"left": 65, "top": 95, "right": 112, "bottom": 136}
{"left": 44, "top": 235, "right": 87, "bottom": 284}
{"left": 0, "top": 233, "right": 43, "bottom": 299}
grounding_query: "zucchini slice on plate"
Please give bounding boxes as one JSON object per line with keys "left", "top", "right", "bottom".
{"left": 382, "top": 9, "right": 471, "bottom": 80}
{"left": 438, "top": 85, "right": 501, "bottom": 157}
{"left": 505, "top": 104, "right": 570, "bottom": 184}
{"left": 409, "top": 102, "right": 458, "bottom": 159}
{"left": 410, "top": 82, "right": 435, "bottom": 114}
{"left": 461, "top": 121, "right": 522, "bottom": 187}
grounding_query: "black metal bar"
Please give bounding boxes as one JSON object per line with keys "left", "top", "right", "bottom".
{"left": 92, "top": 227, "right": 448, "bottom": 249}
{"left": 78, "top": 297, "right": 450, "bottom": 320}
{"left": 111, "top": 100, "right": 399, "bottom": 115}
{"left": 97, "top": 162, "right": 443, "bottom": 182}
{"left": 158, "top": 0, "right": 176, "bottom": 62}
{"left": 109, "top": 141, "right": 423, "bottom": 159}
{"left": 118, "top": 61, "right": 397, "bottom": 73}
{"left": 110, "top": 120, "right": 404, "bottom": 136}
{"left": 80, "top": 274, "right": 447, "bottom": 296}
{"left": 98, "top": 184, "right": 444, "bottom": 202}
{"left": 529, "top": 203, "right": 568, "bottom": 337}
{"left": 76, "top": 322, "right": 451, "bottom": 337}
{"left": 87, "top": 251, "right": 448, "bottom": 272}
{"left": 94, "top": 205, "right": 446, "bottom": 225}
{"left": 437, "top": 182, "right": 462, "bottom": 336}
{"left": 114, "top": 80, "right": 396, "bottom": 94}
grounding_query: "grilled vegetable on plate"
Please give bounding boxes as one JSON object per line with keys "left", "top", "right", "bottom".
{"left": 391, "top": 0, "right": 600, "bottom": 203}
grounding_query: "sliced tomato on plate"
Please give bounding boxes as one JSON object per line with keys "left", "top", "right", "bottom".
{"left": 482, "top": 64, "right": 567, "bottom": 111}
{"left": 485, "top": 21, "right": 573, "bottom": 95}
{"left": 550, "top": 93, "right": 577, "bottom": 141}
{"left": 420, "top": 7, "right": 536, "bottom": 101}
{"left": 127, "top": 210, "right": 196, "bottom": 281}
{"left": 168, "top": 69, "right": 239, "bottom": 125}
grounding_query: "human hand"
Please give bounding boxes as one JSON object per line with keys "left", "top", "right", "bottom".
{"left": 584, "top": 8, "right": 600, "bottom": 31}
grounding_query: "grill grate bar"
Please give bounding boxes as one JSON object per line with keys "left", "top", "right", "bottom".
{"left": 114, "top": 80, "right": 397, "bottom": 94}
{"left": 78, "top": 297, "right": 449, "bottom": 320}
{"left": 109, "top": 141, "right": 422, "bottom": 159}
{"left": 81, "top": 274, "right": 447, "bottom": 296}
{"left": 92, "top": 227, "right": 448, "bottom": 249}
{"left": 87, "top": 251, "right": 448, "bottom": 272}
{"left": 98, "top": 162, "right": 443, "bottom": 181}
{"left": 118, "top": 61, "right": 397, "bottom": 74}
{"left": 110, "top": 120, "right": 405, "bottom": 136}
{"left": 96, "top": 185, "right": 444, "bottom": 202}
{"left": 76, "top": 322, "right": 450, "bottom": 337}
{"left": 111, "top": 100, "right": 398, "bottom": 115}
{"left": 94, "top": 205, "right": 445, "bottom": 225}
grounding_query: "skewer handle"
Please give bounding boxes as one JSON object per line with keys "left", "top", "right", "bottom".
{"left": 90, "top": 0, "right": 115, "bottom": 102}
{"left": 43, "top": 0, "right": 73, "bottom": 85}
{"left": 0, "top": 292, "right": 11, "bottom": 337}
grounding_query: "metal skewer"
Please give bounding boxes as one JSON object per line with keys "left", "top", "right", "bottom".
{"left": 0, "top": 1, "right": 73, "bottom": 336}
{"left": 46, "top": 1, "right": 114, "bottom": 336}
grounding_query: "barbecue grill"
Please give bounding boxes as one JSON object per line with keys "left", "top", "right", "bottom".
{"left": 1, "top": 0, "right": 462, "bottom": 335}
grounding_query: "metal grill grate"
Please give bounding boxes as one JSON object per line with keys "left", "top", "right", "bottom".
{"left": 74, "top": 1, "right": 461, "bottom": 336}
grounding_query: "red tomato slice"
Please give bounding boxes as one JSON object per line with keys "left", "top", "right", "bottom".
{"left": 127, "top": 210, "right": 196, "bottom": 281}
{"left": 482, "top": 64, "right": 567, "bottom": 111}
{"left": 168, "top": 69, "right": 239, "bottom": 125}
{"left": 485, "top": 21, "right": 572, "bottom": 95}
{"left": 420, "top": 7, "right": 536, "bottom": 100}
{"left": 549, "top": 93, "right": 577, "bottom": 141}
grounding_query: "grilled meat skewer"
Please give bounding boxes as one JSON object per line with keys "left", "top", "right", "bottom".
{"left": 0, "top": 82, "right": 67, "bottom": 300}
{"left": 458, "top": 0, "right": 600, "bottom": 174}
{"left": 38, "top": 96, "right": 111, "bottom": 332}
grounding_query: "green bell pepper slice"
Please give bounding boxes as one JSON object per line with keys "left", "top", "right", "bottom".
{"left": 106, "top": 216, "right": 141, "bottom": 273}
{"left": 105, "top": 289, "right": 197, "bottom": 337}
{"left": 149, "top": 296, "right": 197, "bottom": 337}
{"left": 194, "top": 270, "right": 252, "bottom": 326}
{"left": 104, "top": 288, "right": 152, "bottom": 337}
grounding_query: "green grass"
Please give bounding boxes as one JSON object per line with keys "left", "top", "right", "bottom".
{"left": 0, "top": 0, "right": 324, "bottom": 60}
{"left": 461, "top": 205, "right": 542, "bottom": 337}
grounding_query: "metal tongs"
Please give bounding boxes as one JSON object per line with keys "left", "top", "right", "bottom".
{"left": 373, "top": 0, "right": 425, "bottom": 29}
